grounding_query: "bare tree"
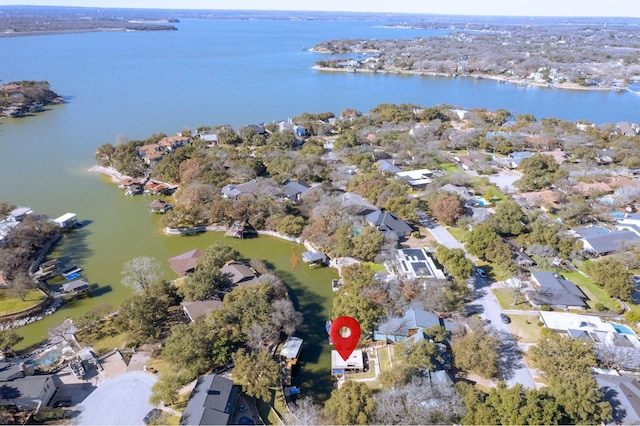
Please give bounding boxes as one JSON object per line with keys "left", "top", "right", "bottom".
{"left": 121, "top": 256, "right": 163, "bottom": 292}
{"left": 9, "top": 272, "right": 33, "bottom": 302}
{"left": 285, "top": 397, "right": 327, "bottom": 425}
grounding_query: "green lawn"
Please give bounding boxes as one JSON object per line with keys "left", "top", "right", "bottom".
{"left": 446, "top": 227, "right": 465, "bottom": 243}
{"left": 493, "top": 287, "right": 532, "bottom": 310}
{"left": 507, "top": 314, "right": 542, "bottom": 343}
{"left": 549, "top": 270, "right": 619, "bottom": 311}
{"left": 0, "top": 289, "right": 46, "bottom": 316}
{"left": 76, "top": 317, "right": 130, "bottom": 355}
{"left": 378, "top": 346, "right": 391, "bottom": 372}
{"left": 362, "top": 262, "right": 386, "bottom": 272}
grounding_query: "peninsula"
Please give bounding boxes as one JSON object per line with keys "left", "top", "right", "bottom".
{"left": 311, "top": 18, "right": 640, "bottom": 91}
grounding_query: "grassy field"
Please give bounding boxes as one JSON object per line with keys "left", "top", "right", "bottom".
{"left": 0, "top": 289, "right": 46, "bottom": 316}
{"left": 507, "top": 314, "right": 542, "bottom": 343}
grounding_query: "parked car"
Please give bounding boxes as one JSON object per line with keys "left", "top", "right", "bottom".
{"left": 476, "top": 267, "right": 487, "bottom": 278}
{"left": 500, "top": 313, "right": 511, "bottom": 324}
{"left": 143, "top": 409, "right": 162, "bottom": 425}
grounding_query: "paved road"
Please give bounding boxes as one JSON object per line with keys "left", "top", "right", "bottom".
{"left": 422, "top": 211, "right": 537, "bottom": 388}
{"left": 75, "top": 371, "right": 157, "bottom": 425}
{"left": 468, "top": 279, "right": 537, "bottom": 389}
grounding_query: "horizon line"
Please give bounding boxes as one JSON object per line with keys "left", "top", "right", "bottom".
{"left": 0, "top": 5, "right": 638, "bottom": 19}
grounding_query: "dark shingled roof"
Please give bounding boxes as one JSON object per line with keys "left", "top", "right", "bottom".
{"left": 180, "top": 374, "right": 239, "bottom": 426}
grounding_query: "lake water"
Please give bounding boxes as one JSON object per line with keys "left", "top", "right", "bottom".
{"left": 1, "top": 16, "right": 640, "bottom": 398}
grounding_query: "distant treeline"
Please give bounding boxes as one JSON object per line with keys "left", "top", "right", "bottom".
{"left": 0, "top": 6, "right": 178, "bottom": 36}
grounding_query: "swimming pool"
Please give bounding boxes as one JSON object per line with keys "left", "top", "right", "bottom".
{"left": 25, "top": 349, "right": 62, "bottom": 367}
{"left": 612, "top": 323, "right": 636, "bottom": 336}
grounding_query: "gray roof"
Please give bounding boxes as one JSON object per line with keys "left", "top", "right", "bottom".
{"left": 221, "top": 180, "right": 258, "bottom": 200}
{"left": 280, "top": 337, "right": 303, "bottom": 360}
{"left": 282, "top": 180, "right": 309, "bottom": 200}
{"left": 62, "top": 278, "right": 89, "bottom": 293}
{"left": 595, "top": 373, "right": 640, "bottom": 425}
{"left": 581, "top": 229, "right": 640, "bottom": 255}
{"left": 376, "top": 159, "right": 402, "bottom": 173}
{"left": 180, "top": 374, "right": 239, "bottom": 426}
{"left": 508, "top": 151, "right": 533, "bottom": 166}
{"left": 365, "top": 210, "right": 413, "bottom": 237}
{"left": 0, "top": 375, "right": 56, "bottom": 409}
{"left": 439, "top": 184, "right": 472, "bottom": 199}
{"left": 181, "top": 300, "right": 223, "bottom": 322}
{"left": 220, "top": 262, "right": 258, "bottom": 286}
{"left": 529, "top": 271, "right": 587, "bottom": 308}
{"left": 338, "top": 192, "right": 378, "bottom": 216}
{"left": 301, "top": 251, "right": 328, "bottom": 264}
{"left": 375, "top": 307, "right": 454, "bottom": 338}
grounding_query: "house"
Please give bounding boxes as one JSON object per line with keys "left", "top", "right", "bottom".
{"left": 180, "top": 374, "right": 240, "bottom": 426}
{"left": 540, "top": 311, "right": 640, "bottom": 370}
{"left": 439, "top": 184, "right": 473, "bottom": 200}
{"left": 62, "top": 278, "right": 89, "bottom": 293}
{"left": 594, "top": 373, "right": 640, "bottom": 425}
{"left": 395, "top": 169, "right": 433, "bottom": 188}
{"left": 571, "top": 181, "right": 612, "bottom": 196}
{"left": 168, "top": 249, "right": 202, "bottom": 276}
{"left": 53, "top": 213, "right": 77, "bottom": 229}
{"left": 301, "top": 251, "right": 328, "bottom": 267}
{"left": 220, "top": 261, "right": 259, "bottom": 286}
{"left": 617, "top": 213, "right": 640, "bottom": 238}
{"left": 376, "top": 159, "right": 402, "bottom": 174}
{"left": 281, "top": 180, "right": 310, "bottom": 204}
{"left": 137, "top": 143, "right": 165, "bottom": 164}
{"left": 331, "top": 349, "right": 364, "bottom": 375}
{"left": 616, "top": 121, "right": 639, "bottom": 137}
{"left": 454, "top": 152, "right": 489, "bottom": 171}
{"left": 158, "top": 135, "right": 190, "bottom": 150}
{"left": 181, "top": 300, "right": 223, "bottom": 322}
{"left": 527, "top": 271, "right": 588, "bottom": 309}
{"left": 506, "top": 151, "right": 533, "bottom": 169}
{"left": 374, "top": 306, "right": 457, "bottom": 342}
{"left": 396, "top": 248, "right": 445, "bottom": 280}
{"left": 365, "top": 210, "right": 413, "bottom": 238}
{"left": 575, "top": 227, "right": 640, "bottom": 256}
{"left": 517, "top": 190, "right": 560, "bottom": 212}
{"left": 0, "top": 362, "right": 59, "bottom": 411}
{"left": 148, "top": 199, "right": 171, "bottom": 213}
{"left": 221, "top": 180, "right": 258, "bottom": 200}
{"left": 6, "top": 207, "right": 32, "bottom": 222}
{"left": 338, "top": 192, "right": 378, "bottom": 217}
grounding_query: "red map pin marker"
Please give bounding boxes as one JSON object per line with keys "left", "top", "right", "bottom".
{"left": 330, "top": 316, "right": 361, "bottom": 361}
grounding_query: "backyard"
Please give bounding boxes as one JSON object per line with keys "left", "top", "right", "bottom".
{"left": 0, "top": 289, "right": 46, "bottom": 316}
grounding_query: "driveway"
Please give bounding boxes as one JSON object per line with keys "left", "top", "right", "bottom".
{"left": 419, "top": 212, "right": 464, "bottom": 249}
{"left": 75, "top": 371, "right": 157, "bottom": 425}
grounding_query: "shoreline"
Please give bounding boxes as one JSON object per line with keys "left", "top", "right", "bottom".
{"left": 88, "top": 165, "right": 131, "bottom": 183}
{"left": 312, "top": 65, "right": 621, "bottom": 92}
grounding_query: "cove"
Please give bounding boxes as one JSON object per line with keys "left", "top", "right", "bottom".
{"left": 14, "top": 177, "right": 337, "bottom": 399}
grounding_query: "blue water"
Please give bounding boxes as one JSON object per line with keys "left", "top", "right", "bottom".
{"left": 593, "top": 227, "right": 609, "bottom": 233}
{"left": 612, "top": 323, "right": 635, "bottom": 336}
{"left": 25, "top": 349, "right": 62, "bottom": 367}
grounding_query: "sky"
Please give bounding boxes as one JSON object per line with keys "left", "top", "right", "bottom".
{"left": 2, "top": 0, "right": 640, "bottom": 18}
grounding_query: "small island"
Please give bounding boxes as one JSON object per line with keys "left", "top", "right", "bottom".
{"left": 0, "top": 81, "right": 63, "bottom": 118}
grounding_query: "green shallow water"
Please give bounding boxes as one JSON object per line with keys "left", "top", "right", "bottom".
{"left": 14, "top": 174, "right": 337, "bottom": 399}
